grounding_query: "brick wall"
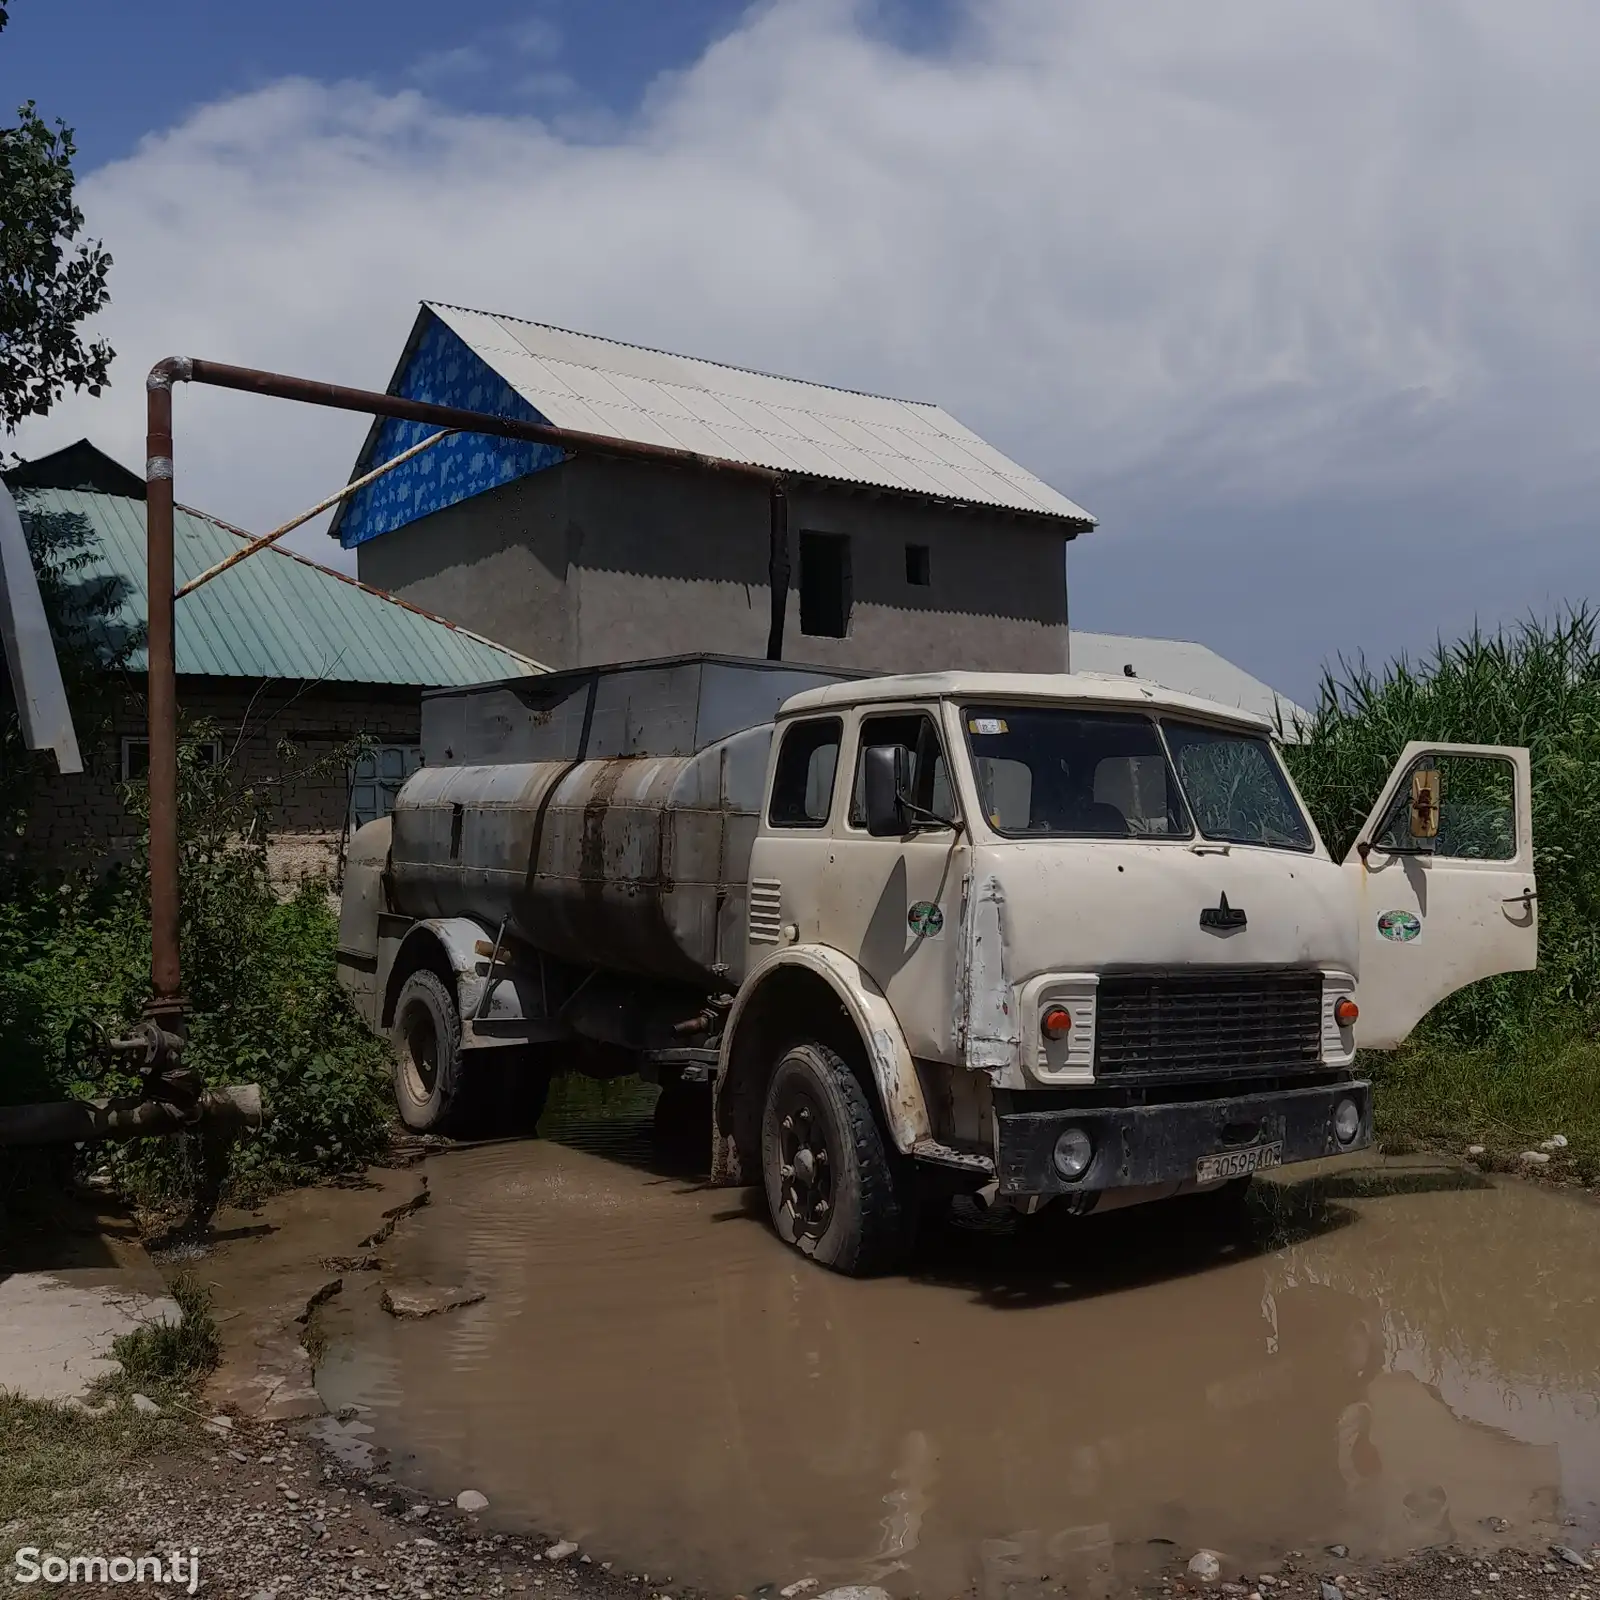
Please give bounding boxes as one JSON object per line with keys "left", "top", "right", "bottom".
{"left": 15, "top": 674, "right": 422, "bottom": 874}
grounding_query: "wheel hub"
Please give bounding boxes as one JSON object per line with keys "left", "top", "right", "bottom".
{"left": 403, "top": 1009, "right": 439, "bottom": 1100}
{"left": 778, "top": 1095, "right": 833, "bottom": 1238}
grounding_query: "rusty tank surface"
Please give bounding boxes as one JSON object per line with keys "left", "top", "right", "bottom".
{"left": 385, "top": 656, "right": 862, "bottom": 988}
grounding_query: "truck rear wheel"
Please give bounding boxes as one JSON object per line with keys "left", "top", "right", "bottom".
{"left": 391, "top": 969, "right": 465, "bottom": 1133}
{"left": 761, "top": 1042, "right": 910, "bottom": 1276}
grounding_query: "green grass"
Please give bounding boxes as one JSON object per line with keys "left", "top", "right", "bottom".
{"left": 0, "top": 1273, "right": 218, "bottom": 1529}
{"left": 1370, "top": 1032, "right": 1600, "bottom": 1182}
{"left": 102, "top": 1273, "right": 221, "bottom": 1404}
{"left": 0, "top": 1394, "right": 177, "bottom": 1529}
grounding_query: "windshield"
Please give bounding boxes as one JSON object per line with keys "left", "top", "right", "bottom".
{"left": 1161, "top": 719, "right": 1315, "bottom": 851}
{"left": 960, "top": 705, "right": 1315, "bottom": 851}
{"left": 962, "top": 706, "right": 1192, "bottom": 838}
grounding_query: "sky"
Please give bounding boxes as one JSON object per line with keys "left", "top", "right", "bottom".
{"left": 4, "top": 0, "right": 1598, "bottom": 705}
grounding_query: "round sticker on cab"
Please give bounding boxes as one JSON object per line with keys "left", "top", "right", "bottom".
{"left": 908, "top": 901, "right": 945, "bottom": 937}
{"left": 1377, "top": 909, "right": 1422, "bottom": 942}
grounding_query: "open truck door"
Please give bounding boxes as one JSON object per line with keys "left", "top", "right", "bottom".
{"left": 1343, "top": 742, "right": 1537, "bottom": 1049}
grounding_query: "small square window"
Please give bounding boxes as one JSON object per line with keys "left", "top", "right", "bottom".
{"left": 799, "top": 532, "right": 851, "bottom": 638}
{"left": 905, "top": 544, "right": 931, "bottom": 586}
{"left": 121, "top": 736, "right": 222, "bottom": 782}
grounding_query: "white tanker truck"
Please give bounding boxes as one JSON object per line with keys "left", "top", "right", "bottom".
{"left": 336, "top": 654, "right": 1537, "bottom": 1275}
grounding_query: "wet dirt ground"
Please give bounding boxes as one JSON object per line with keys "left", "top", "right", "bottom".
{"left": 291, "top": 1104, "right": 1600, "bottom": 1600}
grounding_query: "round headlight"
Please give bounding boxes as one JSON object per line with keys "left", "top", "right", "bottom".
{"left": 1053, "top": 1126, "right": 1093, "bottom": 1180}
{"left": 1334, "top": 1098, "right": 1361, "bottom": 1144}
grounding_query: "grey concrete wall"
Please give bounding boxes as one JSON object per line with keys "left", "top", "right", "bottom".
{"left": 355, "top": 456, "right": 1072, "bottom": 674}
{"left": 356, "top": 467, "right": 575, "bottom": 668}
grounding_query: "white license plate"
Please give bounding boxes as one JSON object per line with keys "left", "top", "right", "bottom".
{"left": 1196, "top": 1141, "right": 1282, "bottom": 1183}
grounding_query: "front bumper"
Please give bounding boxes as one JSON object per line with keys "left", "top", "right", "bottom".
{"left": 994, "top": 1079, "right": 1372, "bottom": 1196}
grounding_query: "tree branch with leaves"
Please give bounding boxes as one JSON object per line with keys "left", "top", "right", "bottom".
{"left": 0, "top": 0, "right": 113, "bottom": 433}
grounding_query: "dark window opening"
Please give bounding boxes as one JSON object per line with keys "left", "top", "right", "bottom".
{"left": 121, "top": 736, "right": 222, "bottom": 783}
{"left": 905, "top": 543, "right": 931, "bottom": 586}
{"left": 769, "top": 717, "right": 843, "bottom": 828}
{"left": 799, "top": 532, "right": 851, "bottom": 638}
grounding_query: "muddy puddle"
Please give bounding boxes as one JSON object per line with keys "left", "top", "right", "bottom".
{"left": 314, "top": 1101, "right": 1600, "bottom": 1597}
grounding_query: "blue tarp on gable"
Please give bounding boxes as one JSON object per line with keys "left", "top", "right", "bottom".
{"left": 337, "top": 315, "right": 566, "bottom": 549}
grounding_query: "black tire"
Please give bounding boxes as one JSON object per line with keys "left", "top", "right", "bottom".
{"left": 391, "top": 969, "right": 465, "bottom": 1133}
{"left": 761, "top": 1041, "right": 910, "bottom": 1276}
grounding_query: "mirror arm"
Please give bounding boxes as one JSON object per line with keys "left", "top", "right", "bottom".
{"left": 1359, "top": 839, "right": 1434, "bottom": 859}
{"left": 897, "top": 790, "right": 960, "bottom": 833}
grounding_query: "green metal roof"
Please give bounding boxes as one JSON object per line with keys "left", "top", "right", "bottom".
{"left": 15, "top": 486, "right": 544, "bottom": 687}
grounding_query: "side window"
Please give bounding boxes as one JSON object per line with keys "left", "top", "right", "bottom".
{"left": 848, "top": 712, "right": 954, "bottom": 828}
{"left": 769, "top": 718, "right": 842, "bottom": 828}
{"left": 1375, "top": 753, "right": 1516, "bottom": 860}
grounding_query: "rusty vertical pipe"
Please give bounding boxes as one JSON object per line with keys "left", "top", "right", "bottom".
{"left": 145, "top": 359, "right": 191, "bottom": 1025}
{"left": 765, "top": 482, "right": 789, "bottom": 661}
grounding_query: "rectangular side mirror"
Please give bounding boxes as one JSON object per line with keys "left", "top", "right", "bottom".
{"left": 863, "top": 744, "right": 913, "bottom": 837}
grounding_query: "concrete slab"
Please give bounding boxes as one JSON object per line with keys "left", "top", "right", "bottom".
{"left": 0, "top": 1270, "right": 179, "bottom": 1402}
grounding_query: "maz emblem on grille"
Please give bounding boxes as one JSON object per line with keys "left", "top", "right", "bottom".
{"left": 1200, "top": 892, "right": 1247, "bottom": 932}
{"left": 748, "top": 879, "right": 783, "bottom": 944}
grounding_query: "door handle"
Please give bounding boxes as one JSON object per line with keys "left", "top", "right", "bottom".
{"left": 1502, "top": 889, "right": 1537, "bottom": 905}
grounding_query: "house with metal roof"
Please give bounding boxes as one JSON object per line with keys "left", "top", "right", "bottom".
{"left": 3, "top": 441, "right": 540, "bottom": 875}
{"left": 1069, "top": 631, "right": 1310, "bottom": 732}
{"left": 338, "top": 303, "right": 1096, "bottom": 674}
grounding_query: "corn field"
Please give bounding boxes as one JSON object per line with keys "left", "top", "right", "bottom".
{"left": 1283, "top": 609, "right": 1600, "bottom": 1171}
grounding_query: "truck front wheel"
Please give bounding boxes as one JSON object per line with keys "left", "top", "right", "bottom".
{"left": 391, "top": 969, "right": 465, "bottom": 1133}
{"left": 761, "top": 1042, "right": 910, "bottom": 1276}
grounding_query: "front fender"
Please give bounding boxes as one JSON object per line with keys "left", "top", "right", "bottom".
{"left": 386, "top": 917, "right": 549, "bottom": 1047}
{"left": 720, "top": 946, "right": 932, "bottom": 1155}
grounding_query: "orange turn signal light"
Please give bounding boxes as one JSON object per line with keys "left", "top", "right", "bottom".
{"left": 1042, "top": 1006, "right": 1073, "bottom": 1040}
{"left": 1334, "top": 997, "right": 1360, "bottom": 1028}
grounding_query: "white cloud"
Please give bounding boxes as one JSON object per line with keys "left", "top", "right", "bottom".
{"left": 15, "top": 0, "right": 1600, "bottom": 691}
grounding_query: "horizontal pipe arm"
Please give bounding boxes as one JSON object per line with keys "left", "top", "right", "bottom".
{"left": 183, "top": 358, "right": 782, "bottom": 484}
{"left": 0, "top": 1085, "right": 264, "bottom": 1147}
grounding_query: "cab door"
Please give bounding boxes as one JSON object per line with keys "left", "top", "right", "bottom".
{"left": 1342, "top": 742, "right": 1536, "bottom": 1049}
{"left": 820, "top": 705, "right": 967, "bottom": 1063}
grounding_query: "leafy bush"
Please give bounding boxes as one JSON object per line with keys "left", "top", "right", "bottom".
{"left": 0, "top": 724, "right": 393, "bottom": 1210}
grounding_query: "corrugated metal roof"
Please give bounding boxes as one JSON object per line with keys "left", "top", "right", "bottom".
{"left": 16, "top": 485, "right": 543, "bottom": 686}
{"left": 1069, "top": 630, "right": 1309, "bottom": 732}
{"left": 423, "top": 302, "right": 1096, "bottom": 526}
